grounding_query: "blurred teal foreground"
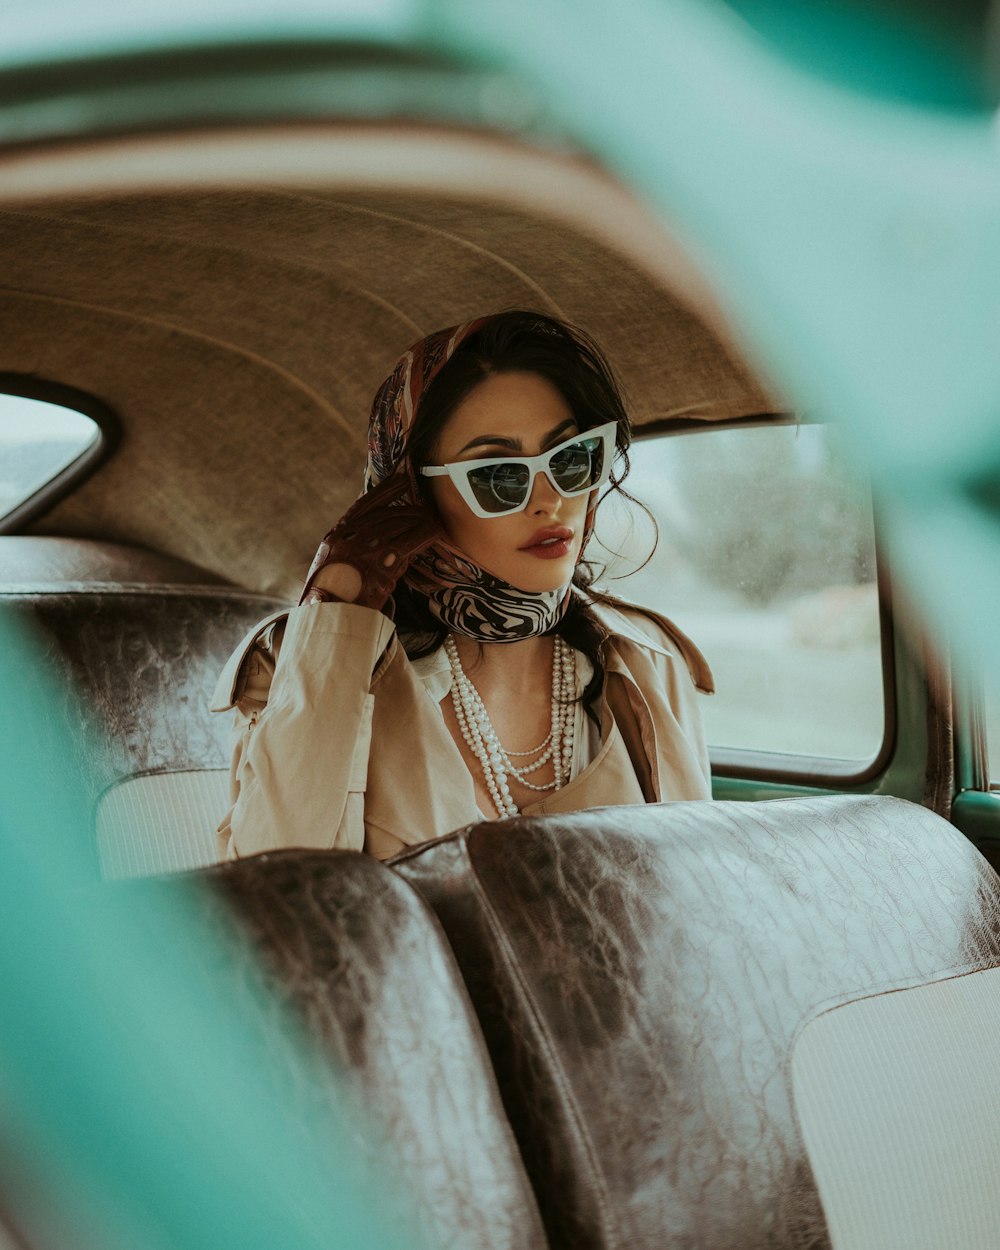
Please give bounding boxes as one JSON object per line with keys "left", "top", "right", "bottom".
{"left": 0, "top": 611, "right": 409, "bottom": 1248}
{"left": 430, "top": 0, "right": 1000, "bottom": 687}
{"left": 5, "top": 0, "right": 995, "bottom": 674}
{"left": 2, "top": 0, "right": 1000, "bottom": 1244}
{"left": 2, "top": 4, "right": 998, "bottom": 677}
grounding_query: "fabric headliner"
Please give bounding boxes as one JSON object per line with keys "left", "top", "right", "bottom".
{"left": 0, "top": 189, "right": 776, "bottom": 597}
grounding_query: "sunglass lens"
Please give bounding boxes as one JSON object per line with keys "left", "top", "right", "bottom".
{"left": 467, "top": 462, "right": 531, "bottom": 513}
{"left": 550, "top": 437, "right": 603, "bottom": 493}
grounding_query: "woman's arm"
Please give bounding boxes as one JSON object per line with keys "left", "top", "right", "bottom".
{"left": 214, "top": 602, "right": 395, "bottom": 858}
{"left": 214, "top": 474, "right": 441, "bottom": 857}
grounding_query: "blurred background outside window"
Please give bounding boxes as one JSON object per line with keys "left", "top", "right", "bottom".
{"left": 0, "top": 395, "right": 99, "bottom": 522}
{"left": 595, "top": 423, "right": 883, "bottom": 763}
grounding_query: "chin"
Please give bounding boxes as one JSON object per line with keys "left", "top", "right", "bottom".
{"left": 505, "top": 560, "right": 577, "bottom": 594}
{"left": 472, "top": 545, "right": 581, "bottom": 594}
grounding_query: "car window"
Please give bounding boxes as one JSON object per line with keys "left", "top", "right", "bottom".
{"left": 0, "top": 392, "right": 101, "bottom": 526}
{"left": 596, "top": 422, "right": 884, "bottom": 769}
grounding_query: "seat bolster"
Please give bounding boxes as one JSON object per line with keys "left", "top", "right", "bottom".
{"left": 395, "top": 829, "right": 623, "bottom": 1250}
{"left": 119, "top": 849, "right": 549, "bottom": 1250}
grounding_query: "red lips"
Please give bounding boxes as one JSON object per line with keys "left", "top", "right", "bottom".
{"left": 519, "top": 526, "right": 575, "bottom": 559}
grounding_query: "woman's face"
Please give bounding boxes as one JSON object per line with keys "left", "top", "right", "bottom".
{"left": 426, "top": 371, "right": 593, "bottom": 593}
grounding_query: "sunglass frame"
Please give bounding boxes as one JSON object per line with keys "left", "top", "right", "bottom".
{"left": 420, "top": 421, "right": 618, "bottom": 519}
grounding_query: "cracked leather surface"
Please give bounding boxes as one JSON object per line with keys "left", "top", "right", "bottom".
{"left": 1, "top": 587, "right": 283, "bottom": 813}
{"left": 0, "top": 536, "right": 229, "bottom": 588}
{"left": 127, "top": 851, "right": 548, "bottom": 1250}
{"left": 394, "top": 795, "right": 1000, "bottom": 1250}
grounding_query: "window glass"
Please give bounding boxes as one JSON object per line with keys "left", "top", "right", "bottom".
{"left": 595, "top": 423, "right": 884, "bottom": 763}
{"left": 0, "top": 394, "right": 99, "bottom": 522}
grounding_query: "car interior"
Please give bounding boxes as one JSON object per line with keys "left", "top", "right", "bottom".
{"left": 4, "top": 29, "right": 1000, "bottom": 1250}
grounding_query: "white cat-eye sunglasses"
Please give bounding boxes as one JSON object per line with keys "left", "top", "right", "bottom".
{"left": 420, "top": 421, "right": 617, "bottom": 519}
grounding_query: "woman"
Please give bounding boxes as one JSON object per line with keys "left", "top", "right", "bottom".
{"left": 212, "top": 311, "right": 713, "bottom": 860}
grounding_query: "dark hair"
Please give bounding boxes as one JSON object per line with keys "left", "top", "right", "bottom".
{"left": 394, "top": 309, "right": 644, "bottom": 724}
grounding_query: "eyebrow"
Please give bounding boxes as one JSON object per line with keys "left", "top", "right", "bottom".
{"left": 455, "top": 418, "right": 577, "bottom": 458}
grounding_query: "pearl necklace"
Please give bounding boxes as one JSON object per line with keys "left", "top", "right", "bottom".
{"left": 444, "top": 635, "right": 576, "bottom": 819}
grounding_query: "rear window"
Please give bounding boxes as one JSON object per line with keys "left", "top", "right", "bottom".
{"left": 0, "top": 389, "right": 105, "bottom": 529}
{"left": 597, "top": 422, "right": 884, "bottom": 772}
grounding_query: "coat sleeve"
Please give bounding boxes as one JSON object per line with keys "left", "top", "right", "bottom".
{"left": 211, "top": 601, "right": 396, "bottom": 859}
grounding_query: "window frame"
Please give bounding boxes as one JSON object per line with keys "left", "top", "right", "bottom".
{"left": 0, "top": 373, "right": 120, "bottom": 533}
{"left": 948, "top": 680, "right": 1000, "bottom": 864}
{"left": 630, "top": 414, "right": 898, "bottom": 789}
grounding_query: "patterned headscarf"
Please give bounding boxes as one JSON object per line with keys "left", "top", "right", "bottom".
{"left": 366, "top": 316, "right": 597, "bottom": 642}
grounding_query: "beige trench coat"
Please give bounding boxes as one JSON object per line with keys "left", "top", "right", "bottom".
{"left": 212, "top": 597, "right": 714, "bottom": 861}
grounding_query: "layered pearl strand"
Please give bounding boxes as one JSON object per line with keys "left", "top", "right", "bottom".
{"left": 444, "top": 635, "right": 575, "bottom": 819}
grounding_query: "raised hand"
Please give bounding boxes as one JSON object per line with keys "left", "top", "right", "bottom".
{"left": 299, "top": 475, "right": 442, "bottom": 610}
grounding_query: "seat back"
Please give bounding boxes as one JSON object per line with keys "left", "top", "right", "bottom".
{"left": 131, "top": 850, "right": 548, "bottom": 1250}
{"left": 1, "top": 537, "right": 283, "bottom": 876}
{"left": 394, "top": 795, "right": 1000, "bottom": 1250}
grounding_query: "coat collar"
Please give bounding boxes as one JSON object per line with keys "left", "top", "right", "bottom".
{"left": 588, "top": 595, "right": 715, "bottom": 695}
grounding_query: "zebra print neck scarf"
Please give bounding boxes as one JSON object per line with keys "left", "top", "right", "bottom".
{"left": 365, "top": 317, "right": 588, "bottom": 643}
{"left": 405, "top": 548, "right": 570, "bottom": 642}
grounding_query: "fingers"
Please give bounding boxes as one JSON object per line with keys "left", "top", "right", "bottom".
{"left": 309, "top": 562, "right": 364, "bottom": 603}
{"left": 299, "top": 476, "right": 441, "bottom": 609}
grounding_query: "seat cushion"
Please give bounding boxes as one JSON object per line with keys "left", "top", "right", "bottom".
{"left": 137, "top": 850, "right": 549, "bottom": 1250}
{"left": 96, "top": 768, "right": 230, "bottom": 876}
{"left": 393, "top": 795, "right": 1000, "bottom": 1250}
{"left": 792, "top": 966, "right": 1000, "bottom": 1250}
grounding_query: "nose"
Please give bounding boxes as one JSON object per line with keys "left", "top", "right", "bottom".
{"left": 527, "top": 468, "right": 562, "bottom": 516}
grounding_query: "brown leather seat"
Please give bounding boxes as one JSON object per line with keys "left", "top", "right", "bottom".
{"left": 129, "top": 848, "right": 548, "bottom": 1250}
{"left": 393, "top": 795, "right": 1000, "bottom": 1250}
{"left": 0, "top": 536, "right": 285, "bottom": 875}
{"left": 11, "top": 540, "right": 1000, "bottom": 1245}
